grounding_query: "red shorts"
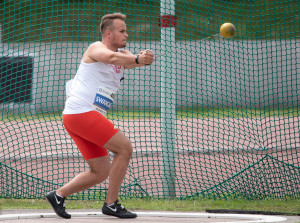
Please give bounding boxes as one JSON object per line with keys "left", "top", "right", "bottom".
{"left": 63, "top": 111, "right": 119, "bottom": 160}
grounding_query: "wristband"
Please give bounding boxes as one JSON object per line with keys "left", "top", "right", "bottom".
{"left": 135, "top": 55, "right": 139, "bottom": 64}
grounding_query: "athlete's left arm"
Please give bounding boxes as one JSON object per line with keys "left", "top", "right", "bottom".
{"left": 121, "top": 50, "right": 153, "bottom": 69}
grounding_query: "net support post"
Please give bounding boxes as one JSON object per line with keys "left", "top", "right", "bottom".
{"left": 0, "top": 23, "right": 2, "bottom": 43}
{"left": 159, "top": 0, "right": 176, "bottom": 198}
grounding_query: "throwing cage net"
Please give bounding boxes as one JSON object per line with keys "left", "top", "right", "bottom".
{"left": 0, "top": 0, "right": 299, "bottom": 200}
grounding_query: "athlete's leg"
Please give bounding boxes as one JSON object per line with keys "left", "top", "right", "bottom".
{"left": 55, "top": 111, "right": 118, "bottom": 197}
{"left": 45, "top": 154, "right": 111, "bottom": 219}
{"left": 103, "top": 131, "right": 133, "bottom": 204}
{"left": 56, "top": 155, "right": 111, "bottom": 197}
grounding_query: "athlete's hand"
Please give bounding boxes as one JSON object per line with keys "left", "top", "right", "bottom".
{"left": 138, "top": 49, "right": 154, "bottom": 65}
{"left": 139, "top": 49, "right": 152, "bottom": 54}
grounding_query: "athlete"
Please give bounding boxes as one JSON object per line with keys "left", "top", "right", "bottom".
{"left": 45, "top": 13, "right": 154, "bottom": 219}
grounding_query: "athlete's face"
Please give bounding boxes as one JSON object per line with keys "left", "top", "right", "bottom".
{"left": 111, "top": 19, "right": 128, "bottom": 48}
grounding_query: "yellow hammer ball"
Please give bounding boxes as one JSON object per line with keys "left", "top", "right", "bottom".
{"left": 220, "top": 23, "right": 236, "bottom": 38}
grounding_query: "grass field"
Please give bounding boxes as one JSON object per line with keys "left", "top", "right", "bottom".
{"left": 1, "top": 198, "right": 299, "bottom": 215}
{"left": 1, "top": 107, "right": 300, "bottom": 122}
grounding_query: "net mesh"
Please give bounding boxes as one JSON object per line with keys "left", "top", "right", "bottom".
{"left": 0, "top": 0, "right": 299, "bottom": 200}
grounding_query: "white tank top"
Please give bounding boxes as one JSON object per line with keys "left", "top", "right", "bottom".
{"left": 63, "top": 54, "right": 124, "bottom": 115}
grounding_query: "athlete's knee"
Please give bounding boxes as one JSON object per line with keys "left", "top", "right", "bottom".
{"left": 104, "top": 132, "right": 133, "bottom": 157}
{"left": 88, "top": 159, "right": 110, "bottom": 183}
{"left": 91, "top": 166, "right": 110, "bottom": 183}
{"left": 117, "top": 139, "right": 133, "bottom": 158}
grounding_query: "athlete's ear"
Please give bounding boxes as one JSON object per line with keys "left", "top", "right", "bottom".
{"left": 104, "top": 29, "right": 112, "bottom": 38}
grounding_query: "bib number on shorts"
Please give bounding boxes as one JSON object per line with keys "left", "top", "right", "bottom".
{"left": 92, "top": 87, "right": 115, "bottom": 116}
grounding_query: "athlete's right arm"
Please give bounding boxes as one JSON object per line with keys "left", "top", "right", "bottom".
{"left": 85, "top": 42, "right": 153, "bottom": 67}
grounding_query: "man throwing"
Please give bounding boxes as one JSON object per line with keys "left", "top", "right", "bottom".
{"left": 45, "top": 13, "right": 154, "bottom": 219}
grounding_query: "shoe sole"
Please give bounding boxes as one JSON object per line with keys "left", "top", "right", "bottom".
{"left": 102, "top": 209, "right": 137, "bottom": 218}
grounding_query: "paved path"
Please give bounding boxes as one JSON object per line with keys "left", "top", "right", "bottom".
{"left": 1, "top": 209, "right": 299, "bottom": 223}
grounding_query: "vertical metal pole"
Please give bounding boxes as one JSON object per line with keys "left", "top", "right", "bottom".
{"left": 160, "top": 0, "right": 176, "bottom": 198}
{"left": 0, "top": 23, "right": 2, "bottom": 43}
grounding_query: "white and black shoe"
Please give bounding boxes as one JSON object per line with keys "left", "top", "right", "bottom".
{"left": 102, "top": 200, "right": 137, "bottom": 218}
{"left": 45, "top": 191, "right": 71, "bottom": 219}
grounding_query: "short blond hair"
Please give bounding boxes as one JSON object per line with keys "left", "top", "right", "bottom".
{"left": 100, "top": 13, "right": 126, "bottom": 35}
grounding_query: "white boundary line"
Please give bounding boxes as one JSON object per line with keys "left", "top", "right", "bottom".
{"left": 0, "top": 211, "right": 287, "bottom": 223}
